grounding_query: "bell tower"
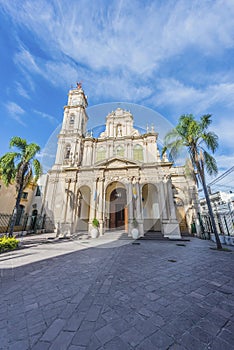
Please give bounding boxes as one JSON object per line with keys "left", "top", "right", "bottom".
{"left": 54, "top": 83, "right": 88, "bottom": 167}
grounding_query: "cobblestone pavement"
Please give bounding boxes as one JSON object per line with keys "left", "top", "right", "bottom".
{"left": 0, "top": 235, "right": 234, "bottom": 350}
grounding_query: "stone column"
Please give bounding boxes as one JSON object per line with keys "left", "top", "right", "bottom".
{"left": 162, "top": 176, "right": 181, "bottom": 239}
{"left": 128, "top": 181, "right": 134, "bottom": 236}
{"left": 97, "top": 178, "right": 104, "bottom": 235}
{"left": 159, "top": 181, "right": 168, "bottom": 220}
{"left": 89, "top": 179, "right": 97, "bottom": 234}
{"left": 136, "top": 181, "right": 144, "bottom": 236}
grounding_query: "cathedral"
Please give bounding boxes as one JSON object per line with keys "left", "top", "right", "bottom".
{"left": 44, "top": 85, "right": 198, "bottom": 238}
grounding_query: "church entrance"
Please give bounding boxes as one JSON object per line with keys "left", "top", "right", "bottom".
{"left": 106, "top": 182, "right": 127, "bottom": 231}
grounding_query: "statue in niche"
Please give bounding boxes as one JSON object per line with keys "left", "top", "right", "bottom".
{"left": 117, "top": 124, "right": 122, "bottom": 136}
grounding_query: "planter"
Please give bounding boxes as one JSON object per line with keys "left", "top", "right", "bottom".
{"left": 219, "top": 235, "right": 226, "bottom": 244}
{"left": 229, "top": 236, "right": 234, "bottom": 246}
{"left": 211, "top": 234, "right": 226, "bottom": 244}
{"left": 132, "top": 228, "right": 139, "bottom": 240}
{"left": 225, "top": 236, "right": 232, "bottom": 245}
{"left": 210, "top": 234, "right": 215, "bottom": 242}
{"left": 91, "top": 227, "right": 99, "bottom": 239}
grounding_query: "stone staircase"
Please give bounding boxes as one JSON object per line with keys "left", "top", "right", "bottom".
{"left": 139, "top": 231, "right": 169, "bottom": 241}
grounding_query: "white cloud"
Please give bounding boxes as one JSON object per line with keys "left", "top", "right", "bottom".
{"left": 33, "top": 109, "right": 58, "bottom": 124}
{"left": 152, "top": 78, "right": 234, "bottom": 116}
{"left": 213, "top": 119, "right": 234, "bottom": 149}
{"left": 5, "top": 101, "right": 26, "bottom": 126}
{"left": 15, "top": 82, "right": 30, "bottom": 99}
{"left": 2, "top": 0, "right": 234, "bottom": 75}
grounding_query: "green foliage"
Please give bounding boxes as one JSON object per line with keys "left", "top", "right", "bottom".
{"left": 163, "top": 114, "right": 219, "bottom": 179}
{"left": 132, "top": 218, "right": 138, "bottom": 228}
{"left": 0, "top": 136, "right": 42, "bottom": 189}
{"left": 0, "top": 236, "right": 19, "bottom": 253}
{"left": 92, "top": 218, "right": 99, "bottom": 228}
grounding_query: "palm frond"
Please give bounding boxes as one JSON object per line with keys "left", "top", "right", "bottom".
{"left": 25, "top": 143, "right": 41, "bottom": 161}
{"left": 10, "top": 137, "right": 27, "bottom": 155}
{"left": 0, "top": 152, "right": 18, "bottom": 186}
{"left": 200, "top": 114, "right": 212, "bottom": 130}
{"left": 203, "top": 150, "right": 218, "bottom": 176}
{"left": 32, "top": 159, "right": 42, "bottom": 182}
{"left": 164, "top": 128, "right": 180, "bottom": 144}
{"left": 202, "top": 131, "right": 219, "bottom": 153}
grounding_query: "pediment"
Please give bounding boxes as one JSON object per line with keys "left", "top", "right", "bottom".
{"left": 96, "top": 157, "right": 138, "bottom": 168}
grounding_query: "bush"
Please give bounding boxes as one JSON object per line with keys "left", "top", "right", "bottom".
{"left": 92, "top": 218, "right": 99, "bottom": 228}
{"left": 0, "top": 236, "right": 19, "bottom": 253}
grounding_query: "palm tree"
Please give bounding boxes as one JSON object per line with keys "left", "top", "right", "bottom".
{"left": 163, "top": 114, "right": 222, "bottom": 250}
{"left": 0, "top": 137, "right": 42, "bottom": 237}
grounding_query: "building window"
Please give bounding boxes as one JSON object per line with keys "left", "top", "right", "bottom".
{"left": 21, "top": 192, "right": 28, "bottom": 199}
{"left": 35, "top": 186, "right": 41, "bottom": 196}
{"left": 69, "top": 115, "right": 75, "bottom": 126}
{"left": 64, "top": 144, "right": 71, "bottom": 159}
{"left": 96, "top": 147, "right": 106, "bottom": 162}
{"left": 116, "top": 145, "right": 124, "bottom": 157}
{"left": 133, "top": 144, "right": 143, "bottom": 161}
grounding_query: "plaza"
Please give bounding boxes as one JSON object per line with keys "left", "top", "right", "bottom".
{"left": 0, "top": 234, "right": 233, "bottom": 349}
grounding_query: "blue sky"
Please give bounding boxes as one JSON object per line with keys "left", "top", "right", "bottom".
{"left": 0, "top": 0, "right": 234, "bottom": 189}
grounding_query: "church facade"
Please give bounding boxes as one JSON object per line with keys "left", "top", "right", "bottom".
{"left": 44, "top": 85, "right": 199, "bottom": 239}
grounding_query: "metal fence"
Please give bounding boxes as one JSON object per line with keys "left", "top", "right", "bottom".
{"left": 0, "top": 212, "right": 54, "bottom": 235}
{"left": 200, "top": 212, "right": 234, "bottom": 237}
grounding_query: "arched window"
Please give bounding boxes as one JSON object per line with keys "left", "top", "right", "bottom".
{"left": 133, "top": 144, "right": 143, "bottom": 161}
{"left": 116, "top": 124, "right": 122, "bottom": 136}
{"left": 81, "top": 119, "right": 84, "bottom": 134}
{"left": 116, "top": 145, "right": 124, "bottom": 157}
{"left": 69, "top": 115, "right": 75, "bottom": 127}
{"left": 96, "top": 147, "right": 106, "bottom": 162}
{"left": 64, "top": 144, "right": 71, "bottom": 159}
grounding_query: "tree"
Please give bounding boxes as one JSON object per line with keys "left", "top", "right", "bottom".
{"left": 162, "top": 114, "right": 222, "bottom": 250}
{"left": 0, "top": 137, "right": 42, "bottom": 237}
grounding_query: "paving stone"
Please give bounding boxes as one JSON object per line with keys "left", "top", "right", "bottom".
{"left": 64, "top": 312, "right": 85, "bottom": 331}
{"left": 120, "top": 327, "right": 145, "bottom": 347}
{"left": 136, "top": 337, "right": 156, "bottom": 350}
{"left": 40, "top": 318, "right": 66, "bottom": 342}
{"left": 150, "top": 329, "right": 174, "bottom": 348}
{"left": 49, "top": 331, "right": 75, "bottom": 350}
{"left": 9, "top": 340, "right": 29, "bottom": 350}
{"left": 95, "top": 324, "right": 117, "bottom": 344}
{"left": 135, "top": 318, "right": 159, "bottom": 337}
{"left": 71, "top": 329, "right": 93, "bottom": 346}
{"left": 190, "top": 326, "right": 214, "bottom": 344}
{"left": 85, "top": 305, "right": 102, "bottom": 322}
{"left": 103, "top": 336, "right": 131, "bottom": 350}
{"left": 207, "top": 337, "right": 232, "bottom": 350}
{"left": 31, "top": 341, "right": 51, "bottom": 350}
{"left": 179, "top": 331, "right": 207, "bottom": 350}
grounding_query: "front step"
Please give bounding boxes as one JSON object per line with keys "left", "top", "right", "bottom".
{"left": 139, "top": 231, "right": 169, "bottom": 241}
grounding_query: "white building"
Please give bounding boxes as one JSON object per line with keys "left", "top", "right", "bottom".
{"left": 200, "top": 191, "right": 234, "bottom": 236}
{"left": 42, "top": 85, "right": 199, "bottom": 238}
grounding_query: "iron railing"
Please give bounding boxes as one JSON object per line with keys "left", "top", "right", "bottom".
{"left": 0, "top": 213, "right": 54, "bottom": 235}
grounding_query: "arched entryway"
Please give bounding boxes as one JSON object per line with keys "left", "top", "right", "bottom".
{"left": 174, "top": 197, "right": 188, "bottom": 234}
{"left": 142, "top": 183, "right": 161, "bottom": 232}
{"left": 106, "top": 182, "right": 127, "bottom": 231}
{"left": 76, "top": 185, "right": 91, "bottom": 231}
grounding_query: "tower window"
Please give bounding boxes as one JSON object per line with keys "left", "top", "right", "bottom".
{"left": 69, "top": 115, "right": 75, "bottom": 126}
{"left": 133, "top": 144, "right": 143, "bottom": 161}
{"left": 65, "top": 144, "right": 71, "bottom": 159}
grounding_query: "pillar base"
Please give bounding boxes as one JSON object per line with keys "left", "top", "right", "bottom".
{"left": 162, "top": 220, "right": 181, "bottom": 239}
{"left": 60, "top": 222, "right": 72, "bottom": 237}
